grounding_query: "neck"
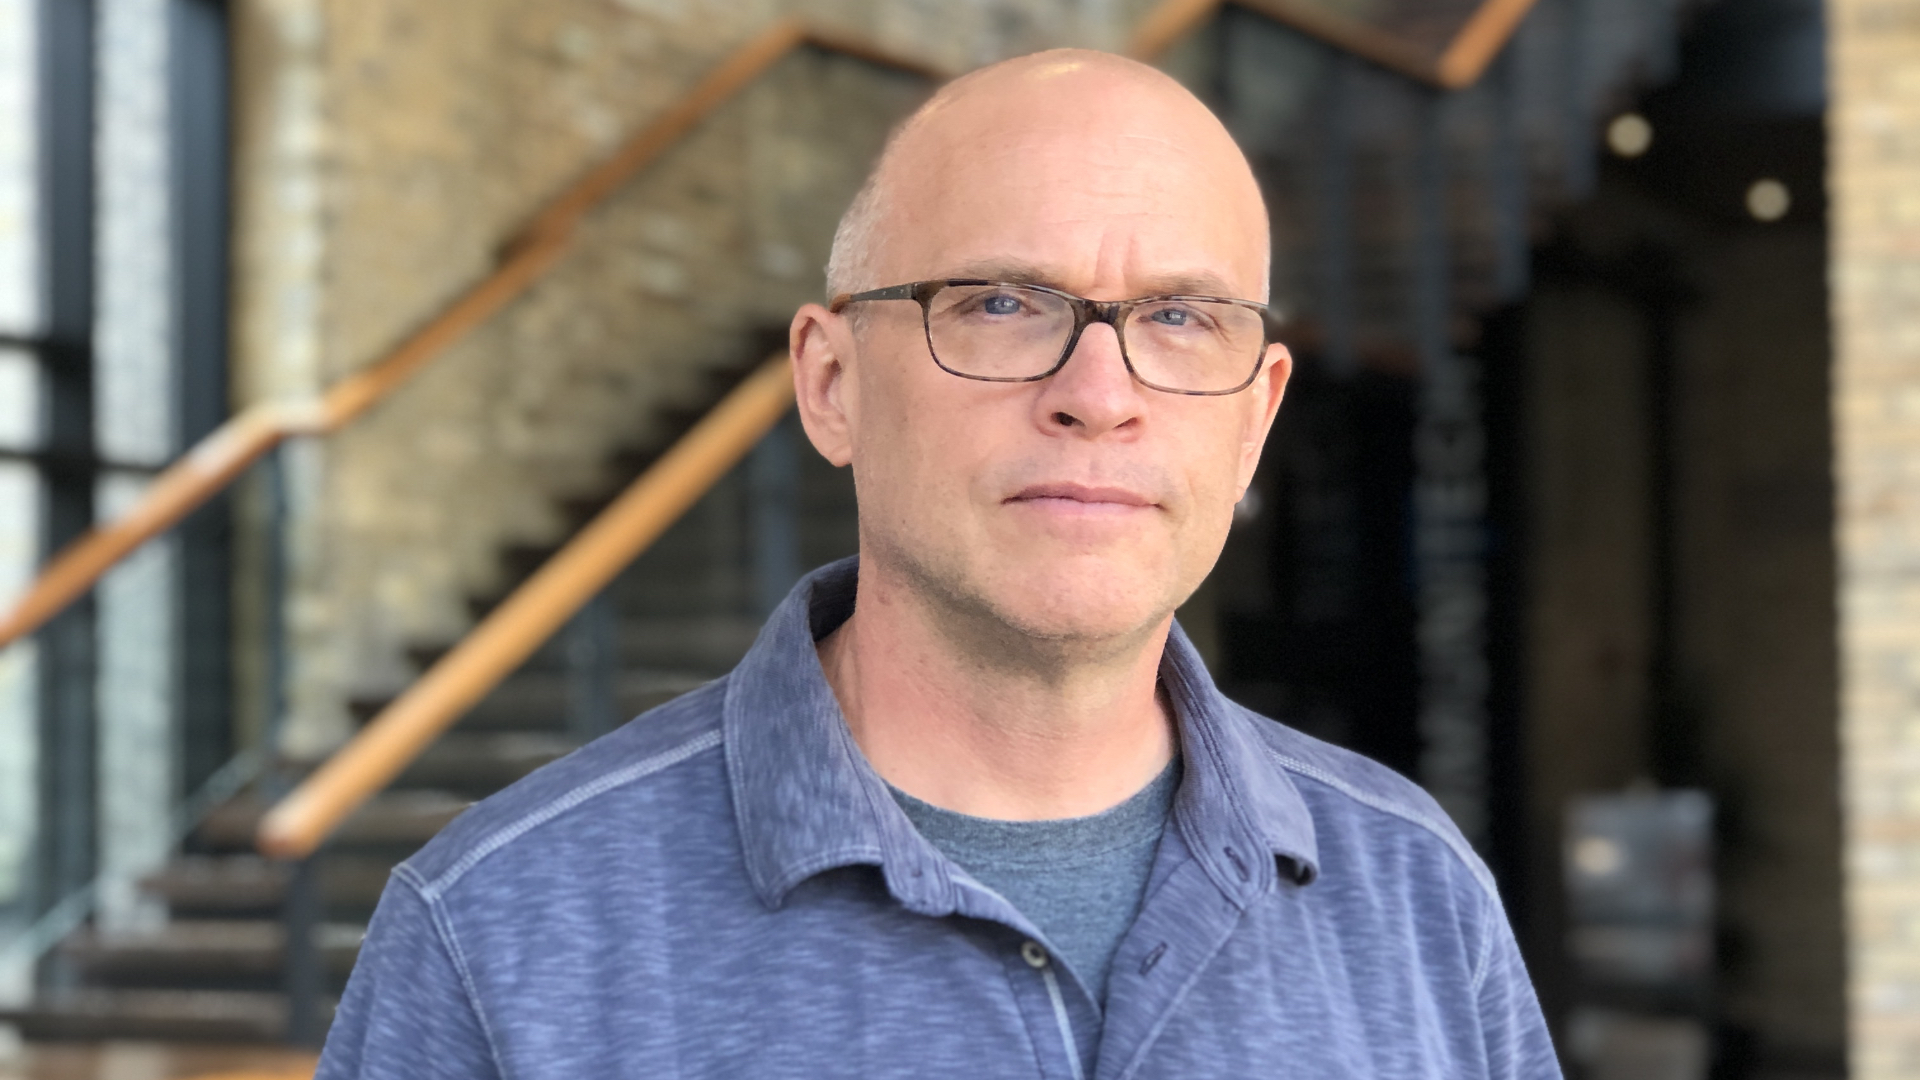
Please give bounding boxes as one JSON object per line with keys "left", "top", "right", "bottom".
{"left": 817, "top": 560, "right": 1177, "bottom": 821}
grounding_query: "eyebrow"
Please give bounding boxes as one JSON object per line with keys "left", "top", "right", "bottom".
{"left": 941, "top": 259, "right": 1247, "bottom": 300}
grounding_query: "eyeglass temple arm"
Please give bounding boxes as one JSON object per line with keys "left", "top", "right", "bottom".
{"left": 828, "top": 282, "right": 921, "bottom": 312}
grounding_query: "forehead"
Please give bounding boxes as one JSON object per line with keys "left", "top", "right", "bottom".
{"left": 879, "top": 68, "right": 1269, "bottom": 298}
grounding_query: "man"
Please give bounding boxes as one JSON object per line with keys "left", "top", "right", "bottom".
{"left": 319, "top": 49, "right": 1558, "bottom": 1079}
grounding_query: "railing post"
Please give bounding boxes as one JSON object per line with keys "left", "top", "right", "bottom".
{"left": 281, "top": 852, "right": 324, "bottom": 1046}
{"left": 258, "top": 442, "right": 326, "bottom": 1045}
{"left": 254, "top": 358, "right": 797, "bottom": 861}
{"left": 31, "top": 0, "right": 99, "bottom": 999}
{"left": 1558, "top": 0, "right": 1595, "bottom": 199}
{"left": 1316, "top": 46, "right": 1358, "bottom": 378}
{"left": 1408, "top": 88, "right": 1493, "bottom": 852}
{"left": 747, "top": 413, "right": 801, "bottom": 616}
{"left": 566, "top": 589, "right": 617, "bottom": 741}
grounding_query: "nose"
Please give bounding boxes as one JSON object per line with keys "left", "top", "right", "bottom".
{"left": 1032, "top": 321, "right": 1145, "bottom": 438}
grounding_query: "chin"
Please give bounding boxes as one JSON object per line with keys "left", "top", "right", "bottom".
{"left": 870, "top": 521, "right": 1197, "bottom": 657}
{"left": 974, "top": 548, "right": 1181, "bottom": 646}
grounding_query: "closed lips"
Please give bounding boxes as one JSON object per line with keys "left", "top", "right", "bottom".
{"left": 1008, "top": 483, "right": 1157, "bottom": 507}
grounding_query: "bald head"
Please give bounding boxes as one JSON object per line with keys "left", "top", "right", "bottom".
{"left": 790, "top": 46, "right": 1290, "bottom": 670}
{"left": 826, "top": 49, "right": 1270, "bottom": 302}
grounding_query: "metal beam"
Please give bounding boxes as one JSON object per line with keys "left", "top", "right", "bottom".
{"left": 34, "top": 0, "right": 98, "bottom": 988}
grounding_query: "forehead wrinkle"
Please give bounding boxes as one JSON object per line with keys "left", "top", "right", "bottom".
{"left": 939, "top": 258, "right": 1244, "bottom": 301}
{"left": 1110, "top": 229, "right": 1235, "bottom": 298}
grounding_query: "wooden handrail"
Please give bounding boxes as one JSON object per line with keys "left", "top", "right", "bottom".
{"left": 0, "top": 19, "right": 907, "bottom": 651}
{"left": 1126, "top": 0, "right": 1223, "bottom": 58}
{"left": 256, "top": 356, "right": 797, "bottom": 859}
{"left": 1437, "top": 0, "right": 1540, "bottom": 89}
{"left": 1133, "top": 0, "right": 1540, "bottom": 88}
{"left": 250, "top": 0, "right": 1552, "bottom": 860}
{"left": 1234, "top": 0, "right": 1436, "bottom": 82}
{"left": 0, "top": 0, "right": 1539, "bottom": 653}
{"left": 510, "top": 23, "right": 952, "bottom": 254}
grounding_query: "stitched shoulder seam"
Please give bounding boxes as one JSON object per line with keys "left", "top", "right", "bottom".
{"left": 420, "top": 728, "right": 723, "bottom": 898}
{"left": 1263, "top": 746, "right": 1500, "bottom": 904}
{"left": 1469, "top": 891, "right": 1499, "bottom": 996}
{"left": 392, "top": 864, "right": 510, "bottom": 1079}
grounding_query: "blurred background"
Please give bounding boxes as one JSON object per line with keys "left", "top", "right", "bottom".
{"left": 0, "top": 0, "right": 1906, "bottom": 1077}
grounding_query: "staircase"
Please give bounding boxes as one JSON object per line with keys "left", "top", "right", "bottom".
{"left": 0, "top": 0, "right": 1704, "bottom": 1047}
{"left": 1197, "top": 0, "right": 1699, "bottom": 355}
{"left": 0, "top": 371, "right": 859, "bottom": 1043}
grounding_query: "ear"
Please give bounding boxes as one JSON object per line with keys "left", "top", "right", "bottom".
{"left": 1234, "top": 342, "right": 1292, "bottom": 494}
{"left": 790, "top": 302, "right": 855, "bottom": 467}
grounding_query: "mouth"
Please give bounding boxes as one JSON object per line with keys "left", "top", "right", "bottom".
{"left": 1005, "top": 482, "right": 1159, "bottom": 512}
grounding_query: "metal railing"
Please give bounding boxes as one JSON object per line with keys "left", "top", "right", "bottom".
{"left": 255, "top": 356, "right": 798, "bottom": 858}
{"left": 0, "top": 0, "right": 1537, "bottom": 654}
{"left": 0, "top": 745, "right": 268, "bottom": 972}
{"left": 0, "top": 18, "right": 950, "bottom": 652}
{"left": 247, "top": 0, "right": 1540, "bottom": 863}
{"left": 0, "top": 4, "right": 1540, "bottom": 1037}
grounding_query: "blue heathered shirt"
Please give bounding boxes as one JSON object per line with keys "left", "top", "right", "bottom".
{"left": 318, "top": 557, "right": 1560, "bottom": 1080}
{"left": 889, "top": 759, "right": 1180, "bottom": 1008}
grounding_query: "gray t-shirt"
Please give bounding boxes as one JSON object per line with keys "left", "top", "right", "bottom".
{"left": 889, "top": 760, "right": 1180, "bottom": 1006}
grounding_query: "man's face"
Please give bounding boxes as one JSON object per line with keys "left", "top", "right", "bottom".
{"left": 797, "top": 60, "right": 1290, "bottom": 654}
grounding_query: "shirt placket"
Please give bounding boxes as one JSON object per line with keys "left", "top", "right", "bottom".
{"left": 1091, "top": 827, "right": 1255, "bottom": 1080}
{"left": 906, "top": 849, "right": 1105, "bottom": 1076}
{"left": 998, "top": 932, "right": 1100, "bottom": 1080}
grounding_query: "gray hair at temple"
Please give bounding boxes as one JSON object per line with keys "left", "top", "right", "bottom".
{"left": 822, "top": 54, "right": 1053, "bottom": 302}
{"left": 824, "top": 165, "right": 890, "bottom": 302}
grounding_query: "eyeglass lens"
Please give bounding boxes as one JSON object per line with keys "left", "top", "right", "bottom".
{"left": 925, "top": 284, "right": 1265, "bottom": 393}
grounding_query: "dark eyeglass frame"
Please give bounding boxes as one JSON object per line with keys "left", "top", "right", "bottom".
{"left": 828, "top": 279, "right": 1286, "bottom": 397}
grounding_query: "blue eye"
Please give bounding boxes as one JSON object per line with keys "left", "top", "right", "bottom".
{"left": 1149, "top": 307, "right": 1192, "bottom": 327}
{"left": 982, "top": 294, "right": 1022, "bottom": 316}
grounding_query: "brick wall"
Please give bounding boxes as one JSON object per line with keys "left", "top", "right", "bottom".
{"left": 1830, "top": 2, "right": 1920, "bottom": 1076}
{"left": 230, "top": 0, "right": 1158, "bottom": 755}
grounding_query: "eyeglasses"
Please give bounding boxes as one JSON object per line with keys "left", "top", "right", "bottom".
{"left": 828, "top": 279, "right": 1285, "bottom": 396}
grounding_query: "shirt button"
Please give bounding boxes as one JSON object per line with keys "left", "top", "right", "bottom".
{"left": 1020, "top": 940, "right": 1049, "bottom": 969}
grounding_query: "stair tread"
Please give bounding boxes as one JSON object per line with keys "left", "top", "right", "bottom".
{"left": 411, "top": 730, "right": 580, "bottom": 763}
{"left": 197, "top": 789, "right": 471, "bottom": 851}
{"left": 142, "top": 853, "right": 393, "bottom": 910}
{"left": 354, "top": 669, "right": 718, "bottom": 728}
{"left": 413, "top": 616, "right": 763, "bottom": 674}
{"left": 2, "top": 988, "right": 290, "bottom": 1018}
{"left": 65, "top": 918, "right": 364, "bottom": 952}
{"left": 0, "top": 989, "right": 334, "bottom": 1043}
{"left": 61, "top": 920, "right": 362, "bottom": 984}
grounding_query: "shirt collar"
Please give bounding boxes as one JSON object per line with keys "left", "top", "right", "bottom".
{"left": 724, "top": 557, "right": 1320, "bottom": 913}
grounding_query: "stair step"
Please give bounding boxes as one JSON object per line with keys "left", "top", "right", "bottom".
{"left": 0, "top": 989, "right": 332, "bottom": 1043}
{"left": 473, "top": 543, "right": 753, "bottom": 622}
{"left": 60, "top": 920, "right": 361, "bottom": 986}
{"left": 559, "top": 471, "right": 865, "bottom": 535}
{"left": 421, "top": 615, "right": 762, "bottom": 676}
{"left": 142, "top": 854, "right": 393, "bottom": 917}
{"left": 465, "top": 669, "right": 714, "bottom": 729}
{"left": 350, "top": 668, "right": 712, "bottom": 731}
{"left": 197, "top": 789, "right": 470, "bottom": 853}
{"left": 395, "top": 731, "right": 578, "bottom": 794}
{"left": 619, "top": 615, "right": 763, "bottom": 665}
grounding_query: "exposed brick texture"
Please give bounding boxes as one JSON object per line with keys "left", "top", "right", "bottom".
{"left": 229, "top": 0, "right": 1156, "bottom": 755}
{"left": 1832, "top": 2, "right": 1920, "bottom": 1076}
